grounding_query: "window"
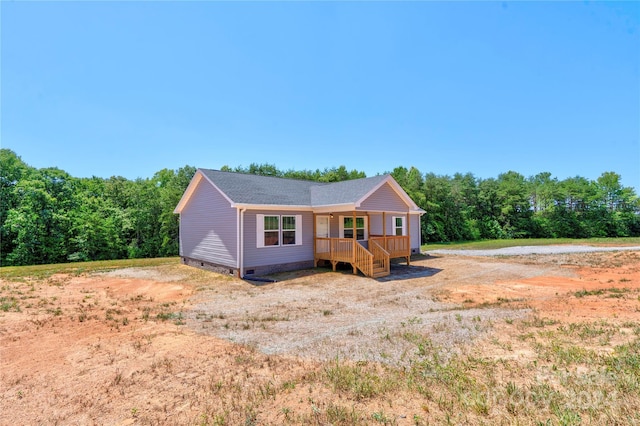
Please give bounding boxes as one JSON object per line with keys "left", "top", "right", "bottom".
{"left": 282, "top": 216, "right": 296, "bottom": 245}
{"left": 393, "top": 216, "right": 406, "bottom": 236}
{"left": 256, "top": 214, "right": 302, "bottom": 248}
{"left": 263, "top": 215, "right": 280, "bottom": 246}
{"left": 340, "top": 216, "right": 367, "bottom": 240}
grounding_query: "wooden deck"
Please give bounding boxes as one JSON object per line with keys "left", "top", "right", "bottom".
{"left": 314, "top": 236, "right": 410, "bottom": 278}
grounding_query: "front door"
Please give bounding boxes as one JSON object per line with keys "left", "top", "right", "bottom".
{"left": 315, "top": 216, "right": 330, "bottom": 254}
{"left": 316, "top": 215, "right": 330, "bottom": 238}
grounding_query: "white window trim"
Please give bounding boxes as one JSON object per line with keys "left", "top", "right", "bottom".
{"left": 392, "top": 216, "right": 406, "bottom": 236}
{"left": 339, "top": 215, "right": 368, "bottom": 240}
{"left": 256, "top": 214, "right": 302, "bottom": 248}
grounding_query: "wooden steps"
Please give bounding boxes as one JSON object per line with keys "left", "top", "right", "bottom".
{"left": 372, "top": 266, "right": 389, "bottom": 278}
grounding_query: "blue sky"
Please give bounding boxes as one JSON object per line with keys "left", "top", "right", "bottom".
{"left": 2, "top": 1, "right": 639, "bottom": 191}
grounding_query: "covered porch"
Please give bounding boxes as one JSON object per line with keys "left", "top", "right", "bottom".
{"left": 313, "top": 211, "right": 412, "bottom": 278}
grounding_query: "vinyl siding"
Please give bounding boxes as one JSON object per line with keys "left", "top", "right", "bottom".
{"left": 368, "top": 213, "right": 405, "bottom": 237}
{"left": 328, "top": 215, "right": 341, "bottom": 238}
{"left": 357, "top": 182, "right": 409, "bottom": 212}
{"left": 410, "top": 215, "right": 421, "bottom": 250}
{"left": 369, "top": 214, "right": 383, "bottom": 235}
{"left": 179, "top": 180, "right": 237, "bottom": 267}
{"left": 243, "top": 210, "right": 314, "bottom": 268}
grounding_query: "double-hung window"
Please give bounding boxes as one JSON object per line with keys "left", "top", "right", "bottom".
{"left": 393, "top": 216, "right": 406, "bottom": 236}
{"left": 263, "top": 215, "right": 280, "bottom": 246}
{"left": 256, "top": 214, "right": 302, "bottom": 248}
{"left": 339, "top": 216, "right": 367, "bottom": 240}
{"left": 282, "top": 216, "right": 297, "bottom": 245}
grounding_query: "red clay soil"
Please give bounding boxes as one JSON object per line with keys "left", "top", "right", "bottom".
{"left": 442, "top": 252, "right": 640, "bottom": 323}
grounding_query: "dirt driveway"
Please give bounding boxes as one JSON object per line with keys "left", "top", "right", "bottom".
{"left": 1, "top": 248, "right": 639, "bottom": 425}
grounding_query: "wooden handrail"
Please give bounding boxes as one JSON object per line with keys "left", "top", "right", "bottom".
{"left": 353, "top": 242, "right": 373, "bottom": 277}
{"left": 370, "top": 239, "right": 390, "bottom": 258}
{"left": 370, "top": 239, "right": 390, "bottom": 276}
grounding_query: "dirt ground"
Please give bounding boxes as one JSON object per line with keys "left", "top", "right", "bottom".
{"left": 1, "top": 249, "right": 639, "bottom": 425}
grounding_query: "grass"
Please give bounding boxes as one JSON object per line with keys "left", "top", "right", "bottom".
{"left": 574, "top": 287, "right": 633, "bottom": 298}
{"left": 0, "top": 296, "right": 21, "bottom": 312}
{"left": 421, "top": 237, "right": 640, "bottom": 251}
{"left": 324, "top": 358, "right": 398, "bottom": 401}
{"left": 307, "top": 316, "right": 639, "bottom": 425}
{"left": 0, "top": 257, "right": 180, "bottom": 280}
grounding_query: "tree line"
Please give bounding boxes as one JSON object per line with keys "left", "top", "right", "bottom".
{"left": 391, "top": 167, "right": 640, "bottom": 242}
{"left": 1, "top": 149, "right": 639, "bottom": 266}
{"left": 1, "top": 149, "right": 197, "bottom": 266}
{"left": 0, "top": 150, "right": 368, "bottom": 266}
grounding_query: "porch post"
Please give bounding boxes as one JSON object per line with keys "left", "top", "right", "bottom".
{"left": 382, "top": 211, "right": 387, "bottom": 250}
{"left": 352, "top": 210, "right": 356, "bottom": 253}
{"left": 313, "top": 213, "right": 317, "bottom": 267}
{"left": 366, "top": 212, "right": 370, "bottom": 238}
{"left": 352, "top": 211, "right": 357, "bottom": 274}
{"left": 406, "top": 212, "right": 411, "bottom": 265}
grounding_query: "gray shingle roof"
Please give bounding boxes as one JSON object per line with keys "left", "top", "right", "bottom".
{"left": 199, "top": 169, "right": 391, "bottom": 207}
{"left": 200, "top": 169, "right": 322, "bottom": 205}
{"left": 310, "top": 174, "right": 389, "bottom": 206}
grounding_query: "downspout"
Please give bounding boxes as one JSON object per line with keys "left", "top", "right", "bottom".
{"left": 236, "top": 208, "right": 241, "bottom": 277}
{"left": 419, "top": 212, "right": 423, "bottom": 252}
{"left": 407, "top": 211, "right": 411, "bottom": 265}
{"left": 239, "top": 207, "right": 246, "bottom": 278}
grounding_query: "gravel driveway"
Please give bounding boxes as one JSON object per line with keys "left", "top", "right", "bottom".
{"left": 425, "top": 244, "right": 640, "bottom": 257}
{"left": 184, "top": 254, "right": 563, "bottom": 365}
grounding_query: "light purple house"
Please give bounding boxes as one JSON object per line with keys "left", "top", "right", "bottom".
{"left": 174, "top": 169, "right": 424, "bottom": 278}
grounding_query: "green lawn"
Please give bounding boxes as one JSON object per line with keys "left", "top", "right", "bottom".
{"left": 421, "top": 237, "right": 640, "bottom": 251}
{"left": 0, "top": 257, "right": 180, "bottom": 280}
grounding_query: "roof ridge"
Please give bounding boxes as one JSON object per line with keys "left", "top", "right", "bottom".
{"left": 199, "top": 168, "right": 390, "bottom": 186}
{"left": 199, "top": 168, "right": 332, "bottom": 185}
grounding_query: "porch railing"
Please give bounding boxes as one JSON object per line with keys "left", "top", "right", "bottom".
{"left": 315, "top": 237, "right": 354, "bottom": 263}
{"left": 369, "top": 236, "right": 411, "bottom": 260}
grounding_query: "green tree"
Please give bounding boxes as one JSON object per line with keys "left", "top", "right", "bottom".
{"left": 451, "top": 173, "right": 480, "bottom": 240}
{"left": 68, "top": 177, "right": 129, "bottom": 261}
{"left": 421, "top": 173, "right": 472, "bottom": 242}
{"left": 318, "top": 165, "right": 366, "bottom": 182}
{"left": 495, "top": 171, "right": 533, "bottom": 238}
{"left": 529, "top": 172, "right": 559, "bottom": 213}
{"left": 4, "top": 177, "right": 56, "bottom": 265}
{"left": 593, "top": 172, "right": 640, "bottom": 236}
{"left": 476, "top": 178, "right": 506, "bottom": 239}
{"left": 154, "top": 166, "right": 196, "bottom": 256}
{"left": 0, "top": 149, "right": 35, "bottom": 264}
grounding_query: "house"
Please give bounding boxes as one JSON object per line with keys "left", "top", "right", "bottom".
{"left": 173, "top": 169, "right": 425, "bottom": 278}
